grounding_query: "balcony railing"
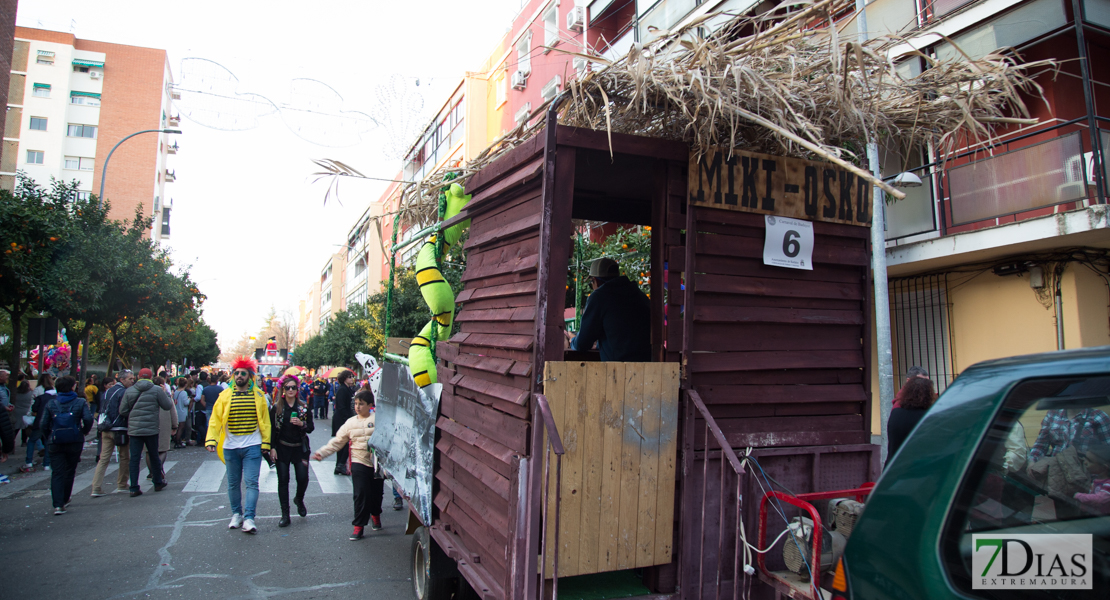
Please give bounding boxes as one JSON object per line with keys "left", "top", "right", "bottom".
{"left": 885, "top": 121, "right": 1109, "bottom": 241}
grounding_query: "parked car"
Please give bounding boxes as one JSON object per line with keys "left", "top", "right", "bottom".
{"left": 838, "top": 346, "right": 1110, "bottom": 599}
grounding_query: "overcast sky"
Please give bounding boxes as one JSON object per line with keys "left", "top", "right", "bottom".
{"left": 16, "top": 0, "right": 523, "bottom": 350}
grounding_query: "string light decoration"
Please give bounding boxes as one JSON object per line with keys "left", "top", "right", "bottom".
{"left": 171, "top": 58, "right": 379, "bottom": 148}
{"left": 373, "top": 74, "right": 426, "bottom": 159}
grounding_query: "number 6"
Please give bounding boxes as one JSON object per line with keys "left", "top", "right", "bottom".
{"left": 783, "top": 230, "right": 801, "bottom": 257}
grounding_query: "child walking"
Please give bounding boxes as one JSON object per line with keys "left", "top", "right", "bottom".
{"left": 313, "top": 389, "right": 383, "bottom": 540}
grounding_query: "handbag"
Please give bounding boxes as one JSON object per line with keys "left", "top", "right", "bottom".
{"left": 22, "top": 414, "right": 35, "bottom": 428}
{"left": 113, "top": 431, "right": 128, "bottom": 446}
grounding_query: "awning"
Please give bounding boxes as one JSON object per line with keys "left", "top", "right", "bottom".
{"left": 70, "top": 91, "right": 101, "bottom": 99}
{"left": 32, "top": 83, "right": 50, "bottom": 89}
{"left": 71, "top": 58, "right": 104, "bottom": 68}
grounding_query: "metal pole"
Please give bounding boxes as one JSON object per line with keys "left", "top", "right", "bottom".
{"left": 855, "top": 0, "right": 896, "bottom": 463}
{"left": 1072, "top": 0, "right": 1106, "bottom": 204}
{"left": 88, "top": 128, "right": 179, "bottom": 385}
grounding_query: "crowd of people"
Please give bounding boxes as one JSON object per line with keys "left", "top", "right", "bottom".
{"left": 1, "top": 359, "right": 404, "bottom": 540}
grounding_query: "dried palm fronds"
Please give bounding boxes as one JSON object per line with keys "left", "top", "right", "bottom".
{"left": 333, "top": 0, "right": 1049, "bottom": 226}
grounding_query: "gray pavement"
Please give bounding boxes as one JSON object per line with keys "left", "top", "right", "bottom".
{"left": 0, "top": 426, "right": 415, "bottom": 600}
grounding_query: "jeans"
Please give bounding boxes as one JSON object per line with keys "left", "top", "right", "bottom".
{"left": 225, "top": 445, "right": 262, "bottom": 520}
{"left": 48, "top": 441, "right": 82, "bottom": 508}
{"left": 25, "top": 430, "right": 50, "bottom": 468}
{"left": 129, "top": 434, "right": 164, "bottom": 492}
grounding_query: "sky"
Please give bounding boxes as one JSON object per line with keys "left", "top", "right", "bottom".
{"left": 15, "top": 0, "right": 524, "bottom": 349}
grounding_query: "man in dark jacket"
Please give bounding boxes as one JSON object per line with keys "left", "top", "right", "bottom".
{"left": 331, "top": 370, "right": 355, "bottom": 475}
{"left": 312, "top": 378, "right": 329, "bottom": 419}
{"left": 569, "top": 257, "right": 651, "bottom": 362}
{"left": 41, "top": 376, "right": 94, "bottom": 515}
{"left": 90, "top": 371, "right": 134, "bottom": 497}
{"left": 119, "top": 368, "right": 173, "bottom": 496}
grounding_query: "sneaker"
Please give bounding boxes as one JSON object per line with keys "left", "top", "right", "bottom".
{"left": 228, "top": 514, "right": 244, "bottom": 529}
{"left": 241, "top": 518, "right": 257, "bottom": 534}
{"left": 130, "top": 490, "right": 143, "bottom": 497}
{"left": 349, "top": 526, "right": 364, "bottom": 541}
{"left": 19, "top": 464, "right": 34, "bottom": 473}
{"left": 91, "top": 491, "right": 107, "bottom": 498}
{"left": 54, "top": 507, "right": 65, "bottom": 515}
{"left": 43, "top": 465, "right": 51, "bottom": 471}
{"left": 393, "top": 496, "right": 404, "bottom": 511}
{"left": 370, "top": 515, "right": 382, "bottom": 531}
{"left": 154, "top": 482, "right": 167, "bottom": 492}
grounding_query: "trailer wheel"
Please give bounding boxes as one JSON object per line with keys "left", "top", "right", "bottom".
{"left": 412, "top": 526, "right": 455, "bottom": 600}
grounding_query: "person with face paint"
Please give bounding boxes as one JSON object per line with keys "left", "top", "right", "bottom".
{"left": 206, "top": 356, "right": 272, "bottom": 534}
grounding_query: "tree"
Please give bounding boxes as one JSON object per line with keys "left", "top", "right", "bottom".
{"left": 0, "top": 174, "right": 69, "bottom": 381}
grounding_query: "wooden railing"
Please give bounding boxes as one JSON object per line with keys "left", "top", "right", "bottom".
{"left": 535, "top": 392, "right": 565, "bottom": 600}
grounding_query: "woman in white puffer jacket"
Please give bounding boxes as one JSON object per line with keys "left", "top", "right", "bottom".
{"left": 313, "top": 389, "right": 383, "bottom": 540}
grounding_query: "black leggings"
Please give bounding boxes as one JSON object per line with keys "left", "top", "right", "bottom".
{"left": 275, "top": 444, "right": 309, "bottom": 511}
{"left": 350, "top": 462, "right": 384, "bottom": 526}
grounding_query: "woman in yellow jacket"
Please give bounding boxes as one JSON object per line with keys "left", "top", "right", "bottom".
{"left": 313, "top": 389, "right": 382, "bottom": 540}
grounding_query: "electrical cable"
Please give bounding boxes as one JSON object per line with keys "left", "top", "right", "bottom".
{"left": 743, "top": 453, "right": 821, "bottom": 598}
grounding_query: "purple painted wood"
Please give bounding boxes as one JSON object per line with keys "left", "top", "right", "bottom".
{"left": 556, "top": 125, "right": 689, "bottom": 161}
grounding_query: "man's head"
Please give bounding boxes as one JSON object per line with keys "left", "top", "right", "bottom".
{"left": 589, "top": 257, "right": 620, "bottom": 289}
{"left": 198, "top": 371, "right": 209, "bottom": 382}
{"left": 118, "top": 370, "right": 135, "bottom": 387}
{"left": 0, "top": 369, "right": 9, "bottom": 385}
{"left": 55, "top": 376, "right": 76, "bottom": 394}
{"left": 137, "top": 368, "right": 153, "bottom": 380}
{"left": 231, "top": 356, "right": 257, "bottom": 389}
{"left": 905, "top": 366, "right": 929, "bottom": 381}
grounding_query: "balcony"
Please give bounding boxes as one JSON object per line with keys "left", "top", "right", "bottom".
{"left": 167, "top": 142, "right": 178, "bottom": 155}
{"left": 165, "top": 169, "right": 176, "bottom": 183}
{"left": 168, "top": 114, "right": 180, "bottom": 127}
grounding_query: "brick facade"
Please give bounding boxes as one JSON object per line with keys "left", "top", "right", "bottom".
{"left": 0, "top": 0, "right": 17, "bottom": 182}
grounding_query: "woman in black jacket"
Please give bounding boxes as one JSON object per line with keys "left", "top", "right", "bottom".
{"left": 330, "top": 370, "right": 355, "bottom": 475}
{"left": 270, "top": 374, "right": 314, "bottom": 527}
{"left": 886, "top": 376, "right": 936, "bottom": 464}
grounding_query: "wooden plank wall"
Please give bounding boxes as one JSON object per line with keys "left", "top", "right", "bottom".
{"left": 432, "top": 137, "right": 545, "bottom": 600}
{"left": 685, "top": 207, "right": 872, "bottom": 449}
{"left": 542, "top": 361, "right": 680, "bottom": 577}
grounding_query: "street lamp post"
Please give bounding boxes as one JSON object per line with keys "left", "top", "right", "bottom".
{"left": 81, "top": 128, "right": 181, "bottom": 381}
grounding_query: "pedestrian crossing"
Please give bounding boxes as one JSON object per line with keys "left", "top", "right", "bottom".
{"left": 181, "top": 458, "right": 355, "bottom": 495}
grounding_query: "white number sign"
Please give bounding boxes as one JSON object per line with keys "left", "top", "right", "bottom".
{"left": 763, "top": 215, "right": 814, "bottom": 270}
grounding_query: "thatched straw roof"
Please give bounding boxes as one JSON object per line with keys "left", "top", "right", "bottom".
{"left": 326, "top": 0, "right": 1050, "bottom": 230}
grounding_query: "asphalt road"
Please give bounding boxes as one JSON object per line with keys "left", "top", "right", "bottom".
{"left": 0, "top": 427, "right": 415, "bottom": 600}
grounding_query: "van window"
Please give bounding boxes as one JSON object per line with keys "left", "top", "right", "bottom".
{"left": 941, "top": 375, "right": 1110, "bottom": 596}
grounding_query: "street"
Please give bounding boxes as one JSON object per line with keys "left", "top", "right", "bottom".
{"left": 0, "top": 427, "right": 414, "bottom": 600}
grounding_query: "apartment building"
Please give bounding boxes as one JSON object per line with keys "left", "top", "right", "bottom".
{"left": 839, "top": 0, "right": 1110, "bottom": 396}
{"left": 4, "top": 27, "right": 177, "bottom": 241}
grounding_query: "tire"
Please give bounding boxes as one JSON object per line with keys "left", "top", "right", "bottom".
{"left": 411, "top": 526, "right": 456, "bottom": 600}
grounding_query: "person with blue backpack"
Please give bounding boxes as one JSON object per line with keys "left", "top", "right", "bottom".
{"left": 40, "top": 376, "right": 94, "bottom": 515}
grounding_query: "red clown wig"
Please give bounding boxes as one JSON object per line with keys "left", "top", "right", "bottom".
{"left": 231, "top": 356, "right": 257, "bottom": 376}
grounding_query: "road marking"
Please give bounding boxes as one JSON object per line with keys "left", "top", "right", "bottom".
{"left": 257, "top": 463, "right": 279, "bottom": 493}
{"left": 183, "top": 461, "right": 225, "bottom": 493}
{"left": 71, "top": 462, "right": 118, "bottom": 494}
{"left": 135, "top": 461, "right": 176, "bottom": 490}
{"left": 310, "top": 461, "right": 352, "bottom": 495}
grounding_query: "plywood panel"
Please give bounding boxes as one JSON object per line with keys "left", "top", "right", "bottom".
{"left": 542, "top": 362, "right": 680, "bottom": 577}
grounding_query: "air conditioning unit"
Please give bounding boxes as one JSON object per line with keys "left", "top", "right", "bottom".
{"left": 567, "top": 6, "right": 585, "bottom": 32}
{"left": 89, "top": 71, "right": 101, "bottom": 79}
{"left": 511, "top": 70, "right": 528, "bottom": 90}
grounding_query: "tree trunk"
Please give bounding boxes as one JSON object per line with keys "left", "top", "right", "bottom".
{"left": 7, "top": 306, "right": 24, "bottom": 395}
{"left": 105, "top": 327, "right": 119, "bottom": 377}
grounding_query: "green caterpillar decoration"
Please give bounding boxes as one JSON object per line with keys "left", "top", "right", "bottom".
{"left": 408, "top": 182, "right": 471, "bottom": 388}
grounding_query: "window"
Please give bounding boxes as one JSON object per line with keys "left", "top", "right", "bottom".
{"left": 495, "top": 70, "right": 507, "bottom": 107}
{"left": 64, "top": 156, "right": 94, "bottom": 171}
{"left": 67, "top": 124, "right": 97, "bottom": 138}
{"left": 36, "top": 50, "right": 54, "bottom": 65}
{"left": 29, "top": 117, "right": 47, "bottom": 131}
{"left": 890, "top": 275, "right": 955, "bottom": 393}
{"left": 541, "top": 75, "right": 562, "bottom": 103}
{"left": 75, "top": 191, "right": 91, "bottom": 201}
{"left": 26, "top": 150, "right": 44, "bottom": 164}
{"left": 941, "top": 374, "right": 1110, "bottom": 593}
{"left": 73, "top": 65, "right": 89, "bottom": 73}
{"left": 70, "top": 95, "right": 100, "bottom": 106}
{"left": 32, "top": 84, "right": 50, "bottom": 98}
{"left": 517, "top": 31, "right": 532, "bottom": 75}
{"left": 543, "top": 2, "right": 559, "bottom": 50}
{"left": 515, "top": 103, "right": 532, "bottom": 128}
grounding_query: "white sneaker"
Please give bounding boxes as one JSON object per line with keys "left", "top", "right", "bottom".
{"left": 43, "top": 466, "right": 51, "bottom": 471}
{"left": 228, "top": 513, "right": 244, "bottom": 529}
{"left": 241, "top": 518, "right": 257, "bottom": 534}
